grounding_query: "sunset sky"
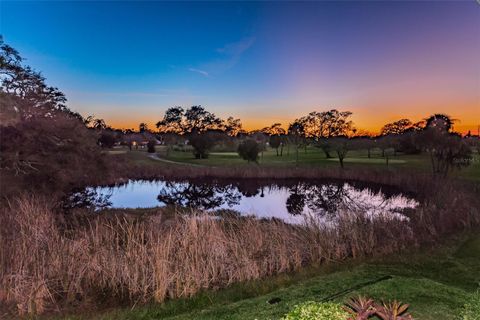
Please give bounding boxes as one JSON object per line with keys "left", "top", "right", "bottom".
{"left": 1, "top": 1, "right": 479, "bottom": 133}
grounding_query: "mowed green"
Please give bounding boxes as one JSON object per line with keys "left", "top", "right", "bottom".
{"left": 58, "top": 234, "right": 480, "bottom": 320}
{"left": 119, "top": 145, "right": 480, "bottom": 181}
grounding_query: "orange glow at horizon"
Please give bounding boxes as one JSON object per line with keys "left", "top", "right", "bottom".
{"left": 104, "top": 105, "right": 480, "bottom": 135}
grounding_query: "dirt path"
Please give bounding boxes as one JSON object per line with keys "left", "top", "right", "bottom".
{"left": 147, "top": 154, "right": 208, "bottom": 167}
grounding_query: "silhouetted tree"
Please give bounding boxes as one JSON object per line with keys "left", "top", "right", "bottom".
{"left": 189, "top": 130, "right": 217, "bottom": 159}
{"left": 184, "top": 105, "right": 223, "bottom": 133}
{"left": 156, "top": 106, "right": 223, "bottom": 158}
{"left": 156, "top": 106, "right": 185, "bottom": 133}
{"left": 0, "top": 38, "right": 107, "bottom": 193}
{"left": 98, "top": 131, "right": 116, "bottom": 148}
{"left": 330, "top": 136, "right": 350, "bottom": 168}
{"left": 249, "top": 131, "right": 268, "bottom": 160}
{"left": 377, "top": 135, "right": 395, "bottom": 166}
{"left": 381, "top": 119, "right": 413, "bottom": 135}
{"left": 262, "top": 123, "right": 286, "bottom": 136}
{"left": 263, "top": 123, "right": 286, "bottom": 156}
{"left": 352, "top": 135, "right": 375, "bottom": 158}
{"left": 139, "top": 122, "right": 148, "bottom": 133}
{"left": 296, "top": 110, "right": 354, "bottom": 158}
{"left": 0, "top": 37, "right": 70, "bottom": 120}
{"left": 288, "top": 120, "right": 306, "bottom": 166}
{"left": 223, "top": 116, "right": 243, "bottom": 137}
{"left": 147, "top": 140, "right": 156, "bottom": 153}
{"left": 418, "top": 128, "right": 472, "bottom": 176}
{"left": 425, "top": 114, "right": 454, "bottom": 132}
{"left": 92, "top": 118, "right": 107, "bottom": 130}
{"left": 269, "top": 135, "right": 282, "bottom": 156}
{"left": 380, "top": 119, "right": 423, "bottom": 155}
{"left": 238, "top": 139, "right": 261, "bottom": 163}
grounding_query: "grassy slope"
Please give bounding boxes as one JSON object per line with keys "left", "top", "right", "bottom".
{"left": 58, "top": 235, "right": 480, "bottom": 320}
{"left": 118, "top": 146, "right": 480, "bottom": 181}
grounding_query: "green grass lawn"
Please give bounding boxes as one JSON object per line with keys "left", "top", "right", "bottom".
{"left": 57, "top": 234, "right": 480, "bottom": 320}
{"left": 117, "top": 145, "right": 480, "bottom": 181}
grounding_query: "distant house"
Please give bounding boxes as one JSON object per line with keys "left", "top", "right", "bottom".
{"left": 123, "top": 132, "right": 159, "bottom": 149}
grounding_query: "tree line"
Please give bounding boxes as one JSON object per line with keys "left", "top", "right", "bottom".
{"left": 141, "top": 105, "right": 475, "bottom": 175}
{"left": 87, "top": 102, "right": 478, "bottom": 177}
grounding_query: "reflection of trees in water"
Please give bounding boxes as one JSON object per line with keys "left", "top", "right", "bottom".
{"left": 155, "top": 180, "right": 355, "bottom": 216}
{"left": 68, "top": 180, "right": 415, "bottom": 217}
{"left": 285, "top": 183, "right": 347, "bottom": 216}
{"left": 157, "top": 182, "right": 241, "bottom": 210}
{"left": 157, "top": 180, "right": 269, "bottom": 210}
{"left": 286, "top": 184, "right": 306, "bottom": 215}
{"left": 308, "top": 184, "right": 348, "bottom": 215}
{"left": 65, "top": 188, "right": 112, "bottom": 210}
{"left": 155, "top": 180, "right": 396, "bottom": 216}
{"left": 68, "top": 179, "right": 412, "bottom": 219}
{"left": 285, "top": 182, "right": 413, "bottom": 217}
{"left": 235, "top": 181, "right": 261, "bottom": 197}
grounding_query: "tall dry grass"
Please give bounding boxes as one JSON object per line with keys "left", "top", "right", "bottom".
{"left": 0, "top": 194, "right": 422, "bottom": 316}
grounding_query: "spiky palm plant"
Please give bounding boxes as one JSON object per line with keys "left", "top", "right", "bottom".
{"left": 375, "top": 300, "right": 413, "bottom": 320}
{"left": 343, "top": 296, "right": 376, "bottom": 320}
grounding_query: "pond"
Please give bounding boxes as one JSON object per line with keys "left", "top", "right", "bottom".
{"left": 69, "top": 179, "right": 419, "bottom": 223}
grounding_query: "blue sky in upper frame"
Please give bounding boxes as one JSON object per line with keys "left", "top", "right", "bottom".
{"left": 1, "top": 1, "right": 479, "bottom": 132}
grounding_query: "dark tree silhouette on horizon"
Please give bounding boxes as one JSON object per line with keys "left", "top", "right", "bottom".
{"left": 291, "top": 109, "right": 354, "bottom": 158}
{"left": 425, "top": 114, "right": 455, "bottom": 132}
{"left": 156, "top": 105, "right": 224, "bottom": 158}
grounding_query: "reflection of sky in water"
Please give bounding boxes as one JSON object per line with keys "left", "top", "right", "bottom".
{"left": 98, "top": 180, "right": 168, "bottom": 209}
{"left": 88, "top": 180, "right": 418, "bottom": 223}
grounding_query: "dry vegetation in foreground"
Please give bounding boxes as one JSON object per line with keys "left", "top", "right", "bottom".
{"left": 1, "top": 198, "right": 412, "bottom": 316}
{"left": 1, "top": 173, "right": 479, "bottom": 317}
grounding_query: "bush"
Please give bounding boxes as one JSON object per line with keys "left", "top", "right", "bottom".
{"left": 189, "top": 133, "right": 215, "bottom": 159}
{"left": 98, "top": 131, "right": 116, "bottom": 148}
{"left": 282, "top": 301, "right": 349, "bottom": 320}
{"left": 237, "top": 139, "right": 260, "bottom": 163}
{"left": 0, "top": 114, "right": 107, "bottom": 194}
{"left": 461, "top": 291, "right": 480, "bottom": 320}
{"left": 147, "top": 140, "right": 156, "bottom": 153}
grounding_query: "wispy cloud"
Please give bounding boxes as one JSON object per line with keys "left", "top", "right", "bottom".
{"left": 216, "top": 37, "right": 255, "bottom": 57}
{"left": 189, "top": 36, "right": 256, "bottom": 77}
{"left": 188, "top": 68, "right": 209, "bottom": 77}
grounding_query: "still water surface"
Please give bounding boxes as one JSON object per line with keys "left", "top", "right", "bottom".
{"left": 71, "top": 179, "right": 418, "bottom": 223}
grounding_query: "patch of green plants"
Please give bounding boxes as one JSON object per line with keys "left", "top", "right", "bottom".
{"left": 460, "top": 291, "right": 480, "bottom": 320}
{"left": 281, "top": 296, "right": 413, "bottom": 320}
{"left": 281, "top": 301, "right": 348, "bottom": 320}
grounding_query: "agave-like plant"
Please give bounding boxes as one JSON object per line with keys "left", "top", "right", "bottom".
{"left": 375, "top": 300, "right": 413, "bottom": 320}
{"left": 343, "top": 296, "right": 376, "bottom": 320}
